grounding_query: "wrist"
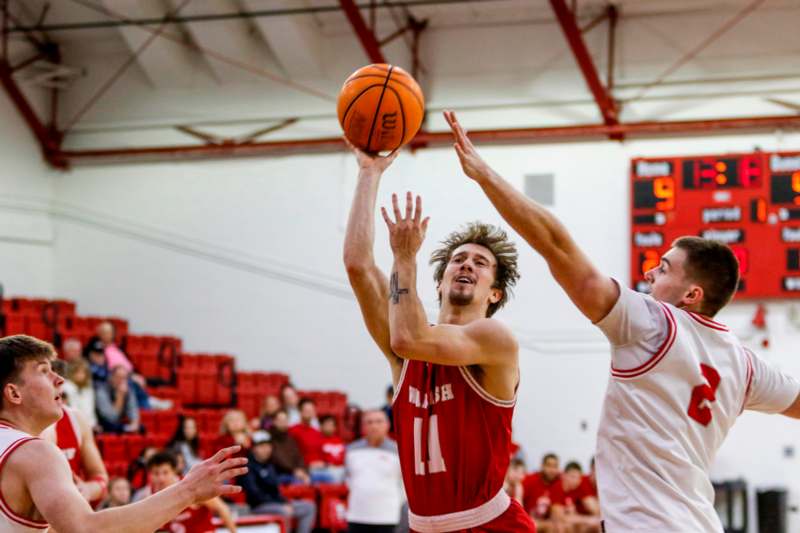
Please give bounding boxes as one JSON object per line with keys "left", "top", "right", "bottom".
{"left": 474, "top": 166, "right": 499, "bottom": 185}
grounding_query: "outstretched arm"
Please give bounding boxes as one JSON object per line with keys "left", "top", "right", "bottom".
{"left": 382, "top": 192, "right": 518, "bottom": 367}
{"left": 342, "top": 140, "right": 404, "bottom": 384}
{"left": 444, "top": 111, "right": 618, "bottom": 323}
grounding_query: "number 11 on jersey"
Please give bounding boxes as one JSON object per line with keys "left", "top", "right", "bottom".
{"left": 414, "top": 415, "right": 447, "bottom": 475}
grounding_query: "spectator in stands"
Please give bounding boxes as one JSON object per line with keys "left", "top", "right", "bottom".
{"left": 215, "top": 409, "right": 252, "bottom": 459}
{"left": 61, "top": 338, "right": 83, "bottom": 363}
{"left": 289, "top": 398, "right": 332, "bottom": 483}
{"left": 130, "top": 446, "right": 160, "bottom": 493}
{"left": 280, "top": 383, "right": 306, "bottom": 426}
{"left": 144, "top": 451, "right": 238, "bottom": 532}
{"left": 95, "top": 364, "right": 140, "bottom": 433}
{"left": 239, "top": 431, "right": 317, "bottom": 533}
{"left": 550, "top": 462, "right": 601, "bottom": 533}
{"left": 169, "top": 414, "right": 203, "bottom": 473}
{"left": 345, "top": 409, "right": 405, "bottom": 533}
{"left": 258, "top": 394, "right": 282, "bottom": 431}
{"left": 505, "top": 458, "right": 527, "bottom": 505}
{"left": 96, "top": 321, "right": 154, "bottom": 410}
{"left": 61, "top": 358, "right": 98, "bottom": 429}
{"left": 381, "top": 385, "right": 394, "bottom": 433}
{"left": 99, "top": 477, "right": 132, "bottom": 509}
{"left": 320, "top": 415, "right": 346, "bottom": 482}
{"left": 85, "top": 339, "right": 109, "bottom": 383}
{"left": 523, "top": 453, "right": 562, "bottom": 532}
{"left": 268, "top": 409, "right": 310, "bottom": 484}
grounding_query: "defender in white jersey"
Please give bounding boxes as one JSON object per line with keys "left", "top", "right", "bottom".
{"left": 0, "top": 334, "right": 248, "bottom": 532}
{"left": 444, "top": 110, "right": 800, "bottom": 532}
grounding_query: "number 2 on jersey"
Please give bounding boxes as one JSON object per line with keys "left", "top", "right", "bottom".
{"left": 413, "top": 415, "right": 447, "bottom": 475}
{"left": 687, "top": 364, "right": 721, "bottom": 426}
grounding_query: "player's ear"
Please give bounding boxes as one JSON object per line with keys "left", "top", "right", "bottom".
{"left": 4, "top": 382, "right": 23, "bottom": 406}
{"left": 682, "top": 284, "right": 704, "bottom": 308}
{"left": 489, "top": 287, "right": 502, "bottom": 305}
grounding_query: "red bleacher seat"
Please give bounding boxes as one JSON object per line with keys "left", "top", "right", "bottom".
{"left": 279, "top": 485, "right": 317, "bottom": 502}
{"left": 3, "top": 314, "right": 26, "bottom": 336}
{"left": 96, "top": 435, "right": 126, "bottom": 463}
{"left": 318, "top": 484, "right": 349, "bottom": 530}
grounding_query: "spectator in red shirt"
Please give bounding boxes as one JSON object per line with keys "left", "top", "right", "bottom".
{"left": 319, "top": 415, "right": 346, "bottom": 483}
{"left": 214, "top": 409, "right": 252, "bottom": 459}
{"left": 550, "top": 461, "right": 601, "bottom": 533}
{"left": 522, "top": 453, "right": 562, "bottom": 532}
{"left": 289, "top": 398, "right": 336, "bottom": 484}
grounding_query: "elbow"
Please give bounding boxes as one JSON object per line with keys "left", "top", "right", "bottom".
{"left": 343, "top": 250, "right": 370, "bottom": 276}
{"left": 389, "top": 335, "right": 414, "bottom": 358}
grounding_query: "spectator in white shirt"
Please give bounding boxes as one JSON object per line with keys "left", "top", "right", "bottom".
{"left": 62, "top": 358, "right": 98, "bottom": 428}
{"left": 345, "top": 409, "right": 405, "bottom": 533}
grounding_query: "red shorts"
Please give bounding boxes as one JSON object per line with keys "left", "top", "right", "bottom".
{"left": 411, "top": 500, "right": 536, "bottom": 533}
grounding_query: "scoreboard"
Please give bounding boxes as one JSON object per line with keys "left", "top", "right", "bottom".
{"left": 630, "top": 151, "right": 800, "bottom": 299}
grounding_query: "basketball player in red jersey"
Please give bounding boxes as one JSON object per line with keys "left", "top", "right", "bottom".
{"left": 41, "top": 404, "right": 108, "bottom": 505}
{"left": 343, "top": 143, "right": 536, "bottom": 532}
{"left": 0, "top": 334, "right": 247, "bottom": 532}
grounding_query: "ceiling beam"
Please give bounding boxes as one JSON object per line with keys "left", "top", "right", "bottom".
{"left": 549, "top": 0, "right": 618, "bottom": 126}
{"left": 58, "top": 114, "right": 800, "bottom": 166}
{"left": 339, "top": 0, "right": 387, "bottom": 64}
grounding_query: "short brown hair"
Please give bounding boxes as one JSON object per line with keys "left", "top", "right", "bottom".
{"left": 430, "top": 222, "right": 520, "bottom": 317}
{"left": 0, "top": 335, "right": 56, "bottom": 409}
{"left": 673, "top": 236, "right": 740, "bottom": 316}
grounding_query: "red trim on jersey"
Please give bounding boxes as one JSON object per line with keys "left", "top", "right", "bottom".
{"left": 611, "top": 303, "right": 677, "bottom": 379}
{"left": 390, "top": 359, "right": 410, "bottom": 407}
{"left": 0, "top": 437, "right": 49, "bottom": 529}
{"left": 741, "top": 348, "right": 755, "bottom": 414}
{"left": 687, "top": 312, "right": 729, "bottom": 332}
{"left": 458, "top": 367, "right": 516, "bottom": 408}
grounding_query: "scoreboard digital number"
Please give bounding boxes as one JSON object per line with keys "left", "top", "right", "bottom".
{"left": 631, "top": 151, "right": 800, "bottom": 298}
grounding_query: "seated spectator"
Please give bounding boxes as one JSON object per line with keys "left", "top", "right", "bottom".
{"left": 268, "top": 409, "right": 310, "bottom": 485}
{"left": 345, "top": 409, "right": 404, "bottom": 533}
{"left": 258, "top": 394, "right": 282, "bottom": 431}
{"left": 95, "top": 364, "right": 140, "bottom": 433}
{"left": 239, "top": 431, "right": 317, "bottom": 533}
{"left": 280, "top": 383, "right": 305, "bottom": 427}
{"left": 551, "top": 461, "right": 601, "bottom": 533}
{"left": 142, "top": 451, "right": 238, "bottom": 532}
{"left": 130, "top": 446, "right": 160, "bottom": 494}
{"left": 319, "top": 415, "right": 346, "bottom": 483}
{"left": 85, "top": 340, "right": 109, "bottom": 383}
{"left": 505, "top": 458, "right": 526, "bottom": 505}
{"left": 61, "top": 358, "right": 98, "bottom": 428}
{"left": 169, "top": 414, "right": 203, "bottom": 473}
{"left": 288, "top": 399, "right": 325, "bottom": 467}
{"left": 96, "top": 321, "right": 133, "bottom": 371}
{"left": 61, "top": 338, "right": 83, "bottom": 363}
{"left": 522, "top": 453, "right": 561, "bottom": 532}
{"left": 99, "top": 477, "right": 132, "bottom": 509}
{"left": 215, "top": 409, "right": 252, "bottom": 459}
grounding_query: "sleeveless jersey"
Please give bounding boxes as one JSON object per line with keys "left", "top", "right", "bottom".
{"left": 159, "top": 505, "right": 215, "bottom": 533}
{"left": 392, "top": 359, "right": 530, "bottom": 532}
{"left": 0, "top": 425, "right": 48, "bottom": 531}
{"left": 54, "top": 407, "right": 83, "bottom": 478}
{"left": 595, "top": 285, "right": 800, "bottom": 532}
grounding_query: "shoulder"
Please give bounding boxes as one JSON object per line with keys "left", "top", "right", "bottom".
{"left": 6, "top": 438, "right": 66, "bottom": 475}
{"left": 465, "top": 319, "right": 518, "bottom": 351}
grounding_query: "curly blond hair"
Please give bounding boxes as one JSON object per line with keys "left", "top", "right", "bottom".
{"left": 430, "top": 222, "right": 520, "bottom": 317}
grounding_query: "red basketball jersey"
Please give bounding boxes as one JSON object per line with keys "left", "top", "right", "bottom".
{"left": 54, "top": 407, "right": 82, "bottom": 478}
{"left": 393, "top": 359, "right": 534, "bottom": 532}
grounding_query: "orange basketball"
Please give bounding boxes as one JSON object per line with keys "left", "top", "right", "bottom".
{"left": 337, "top": 64, "right": 425, "bottom": 153}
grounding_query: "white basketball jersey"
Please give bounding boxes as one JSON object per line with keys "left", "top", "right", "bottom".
{"left": 595, "top": 283, "right": 799, "bottom": 533}
{"left": 0, "top": 424, "right": 49, "bottom": 531}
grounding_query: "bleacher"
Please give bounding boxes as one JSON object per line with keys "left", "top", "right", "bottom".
{"left": 0, "top": 294, "right": 353, "bottom": 531}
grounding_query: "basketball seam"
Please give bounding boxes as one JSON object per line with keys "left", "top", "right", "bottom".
{"left": 341, "top": 83, "right": 385, "bottom": 136}
{"left": 384, "top": 85, "right": 407, "bottom": 152}
{"left": 344, "top": 74, "right": 424, "bottom": 111}
{"left": 365, "top": 65, "right": 395, "bottom": 153}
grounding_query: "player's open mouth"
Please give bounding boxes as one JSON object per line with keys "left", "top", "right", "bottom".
{"left": 455, "top": 276, "right": 475, "bottom": 285}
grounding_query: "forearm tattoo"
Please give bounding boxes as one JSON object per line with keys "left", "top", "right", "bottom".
{"left": 389, "top": 272, "right": 409, "bottom": 304}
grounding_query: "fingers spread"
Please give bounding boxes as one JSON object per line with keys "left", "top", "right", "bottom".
{"left": 212, "top": 446, "right": 241, "bottom": 462}
{"left": 405, "top": 191, "right": 413, "bottom": 220}
{"left": 381, "top": 207, "right": 394, "bottom": 227}
{"left": 220, "top": 484, "right": 243, "bottom": 495}
{"left": 413, "top": 195, "right": 422, "bottom": 224}
{"left": 392, "top": 193, "right": 402, "bottom": 221}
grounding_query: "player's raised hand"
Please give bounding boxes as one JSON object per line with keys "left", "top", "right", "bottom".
{"left": 444, "top": 110, "right": 493, "bottom": 182}
{"left": 181, "top": 446, "right": 248, "bottom": 504}
{"left": 345, "top": 137, "right": 400, "bottom": 175}
{"left": 381, "top": 192, "right": 430, "bottom": 260}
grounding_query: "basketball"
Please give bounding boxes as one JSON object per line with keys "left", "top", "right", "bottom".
{"left": 337, "top": 64, "right": 425, "bottom": 153}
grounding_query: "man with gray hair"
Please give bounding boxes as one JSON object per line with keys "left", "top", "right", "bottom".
{"left": 345, "top": 409, "right": 405, "bottom": 533}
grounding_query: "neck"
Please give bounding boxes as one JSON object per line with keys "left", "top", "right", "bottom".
{"left": 437, "top": 303, "right": 486, "bottom": 325}
{"left": 0, "top": 409, "right": 50, "bottom": 436}
{"left": 366, "top": 436, "right": 384, "bottom": 447}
